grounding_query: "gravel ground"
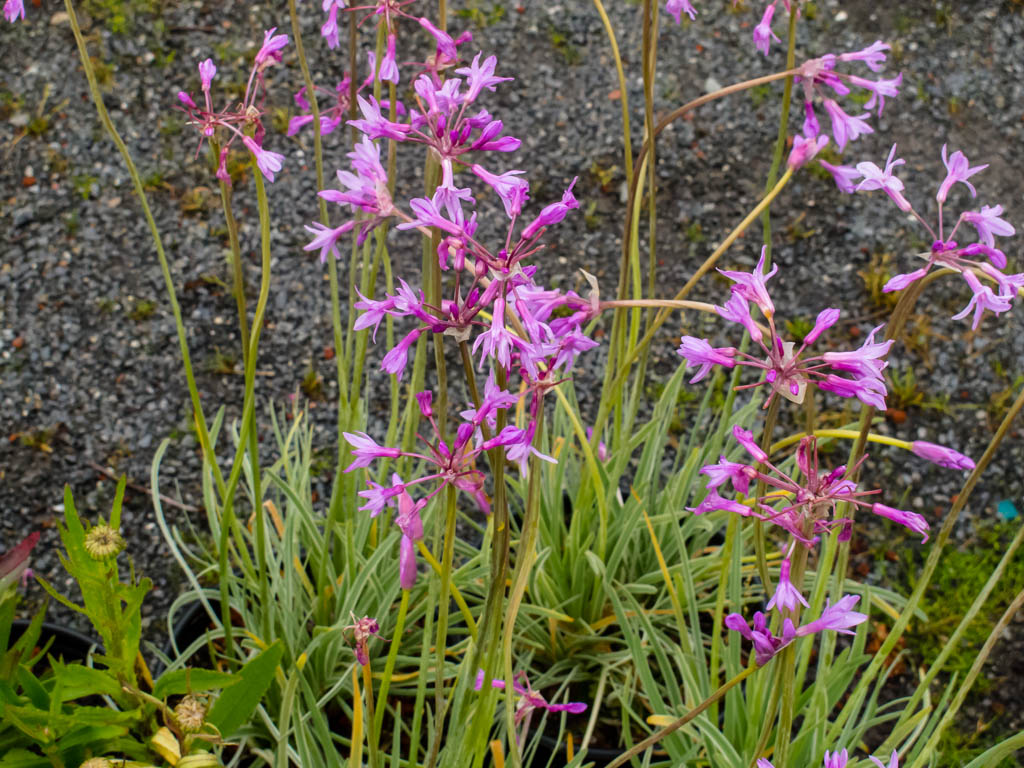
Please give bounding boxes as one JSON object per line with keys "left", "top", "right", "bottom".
{"left": 2, "top": 0, "right": 1023, "bottom": 751}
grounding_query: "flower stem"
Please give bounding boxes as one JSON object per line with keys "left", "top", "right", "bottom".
{"left": 62, "top": 0, "right": 224, "bottom": 498}
{"left": 605, "top": 665, "right": 759, "bottom": 768}
{"left": 760, "top": 1, "right": 799, "bottom": 261}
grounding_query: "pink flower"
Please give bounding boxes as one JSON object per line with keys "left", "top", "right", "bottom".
{"left": 700, "top": 456, "right": 753, "bottom": 494}
{"left": 819, "top": 160, "right": 861, "bottom": 194}
{"left": 823, "top": 749, "right": 849, "bottom": 768}
{"left": 342, "top": 615, "right": 380, "bottom": 666}
{"left": 823, "top": 99, "right": 873, "bottom": 151}
{"left": 241, "top": 136, "right": 284, "bottom": 182}
{"left": 718, "top": 245, "right": 777, "bottom": 316}
{"left": 936, "top": 145, "right": 987, "bottom": 204}
{"left": 753, "top": 3, "right": 780, "bottom": 56}
{"left": 839, "top": 40, "right": 890, "bottom": 72}
{"left": 198, "top": 58, "right": 217, "bottom": 91}
{"left": 666, "top": 0, "right": 698, "bottom": 24}
{"left": 788, "top": 134, "right": 829, "bottom": 170}
{"left": 471, "top": 164, "right": 529, "bottom": 218}
{"left": 871, "top": 503, "right": 929, "bottom": 541}
{"left": 521, "top": 178, "right": 580, "bottom": 239}
{"left": 255, "top": 27, "right": 289, "bottom": 67}
{"left": 304, "top": 221, "right": 354, "bottom": 263}
{"left": 952, "top": 270, "right": 1013, "bottom": 329}
{"left": 868, "top": 750, "right": 900, "bottom": 768}
{"left": 677, "top": 337, "right": 737, "bottom": 383}
{"left": 3, "top": 0, "right": 25, "bottom": 22}
{"left": 343, "top": 431, "right": 402, "bottom": 469}
{"left": 455, "top": 53, "right": 513, "bottom": 102}
{"left": 856, "top": 144, "right": 911, "bottom": 211}
{"left": 910, "top": 441, "right": 974, "bottom": 471}
{"left": 474, "top": 670, "right": 587, "bottom": 744}
{"left": 766, "top": 557, "right": 808, "bottom": 612}
{"left": 963, "top": 204, "right": 1014, "bottom": 247}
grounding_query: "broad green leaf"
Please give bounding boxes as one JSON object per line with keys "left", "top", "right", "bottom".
{"left": 153, "top": 668, "right": 240, "bottom": 699}
{"left": 207, "top": 640, "right": 284, "bottom": 737}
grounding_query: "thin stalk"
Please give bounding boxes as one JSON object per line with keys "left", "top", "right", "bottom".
{"left": 63, "top": 0, "right": 224, "bottom": 499}
{"left": 827, "top": 381, "right": 1024, "bottom": 743}
{"left": 501, "top": 413, "right": 546, "bottom": 768}
{"left": 590, "top": 0, "right": 634, "bottom": 185}
{"left": 372, "top": 588, "right": 410, "bottom": 743}
{"left": 883, "top": 520, "right": 1024, "bottom": 754}
{"left": 907, "top": 585, "right": 1024, "bottom": 768}
{"left": 601, "top": 68, "right": 798, "bottom": 447}
{"left": 595, "top": 168, "right": 794, "bottom": 440}
{"left": 754, "top": 398, "right": 782, "bottom": 597}
{"left": 605, "top": 666, "right": 760, "bottom": 768}
{"left": 760, "top": 1, "right": 799, "bottom": 259}
{"left": 362, "top": 662, "right": 379, "bottom": 768}
{"left": 708, "top": 514, "right": 739, "bottom": 726}
{"left": 215, "top": 162, "right": 275, "bottom": 652}
{"left": 426, "top": 485, "right": 459, "bottom": 768}
{"left": 211, "top": 139, "right": 250, "bottom": 361}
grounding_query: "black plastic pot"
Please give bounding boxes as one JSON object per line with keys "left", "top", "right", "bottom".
{"left": 531, "top": 731, "right": 621, "bottom": 768}
{"left": 10, "top": 620, "right": 102, "bottom": 664}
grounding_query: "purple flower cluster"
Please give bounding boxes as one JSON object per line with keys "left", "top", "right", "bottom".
{"left": 785, "top": 42, "right": 903, "bottom": 165}
{"left": 677, "top": 247, "right": 893, "bottom": 410}
{"left": 474, "top": 669, "right": 586, "bottom": 743}
{"left": 726, "top": 594, "right": 867, "bottom": 666}
{"left": 176, "top": 29, "right": 289, "bottom": 183}
{"left": 820, "top": 144, "right": 1021, "bottom": 329}
{"left": 691, "top": 426, "right": 930, "bottom": 546}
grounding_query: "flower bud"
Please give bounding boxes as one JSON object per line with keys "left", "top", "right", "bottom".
{"left": 83, "top": 525, "right": 125, "bottom": 560}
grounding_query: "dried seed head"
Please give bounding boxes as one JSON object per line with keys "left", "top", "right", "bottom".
{"left": 174, "top": 695, "right": 207, "bottom": 734}
{"left": 83, "top": 525, "right": 125, "bottom": 560}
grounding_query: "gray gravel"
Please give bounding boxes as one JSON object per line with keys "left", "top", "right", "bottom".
{"left": 2, "top": 0, "right": 1023, "bottom": 745}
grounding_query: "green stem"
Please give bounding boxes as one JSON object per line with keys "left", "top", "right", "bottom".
{"left": 426, "top": 485, "right": 458, "bottom": 768}
{"left": 216, "top": 160, "right": 275, "bottom": 653}
{"left": 827, "top": 381, "right": 1024, "bottom": 743}
{"left": 605, "top": 665, "right": 760, "bottom": 768}
{"left": 211, "top": 139, "right": 250, "bottom": 363}
{"left": 63, "top": 0, "right": 224, "bottom": 499}
{"left": 372, "top": 588, "right": 410, "bottom": 744}
{"left": 590, "top": 0, "right": 633, "bottom": 186}
{"left": 760, "top": 1, "right": 799, "bottom": 259}
{"left": 501, "top": 411, "right": 546, "bottom": 768}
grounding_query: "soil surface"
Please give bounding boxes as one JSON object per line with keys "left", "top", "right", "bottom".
{"left": 2, "top": 0, "right": 1023, "bottom": 760}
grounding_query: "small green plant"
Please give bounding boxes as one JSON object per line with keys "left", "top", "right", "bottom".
{"left": 685, "top": 221, "right": 705, "bottom": 243}
{"left": 858, "top": 250, "right": 901, "bottom": 311}
{"left": 583, "top": 200, "right": 601, "bottom": 231}
{"left": 72, "top": 173, "right": 100, "bottom": 201}
{"left": 887, "top": 366, "right": 925, "bottom": 410}
{"left": 784, "top": 316, "right": 815, "bottom": 344}
{"left": 128, "top": 298, "right": 157, "bottom": 321}
{"left": 96, "top": 296, "right": 118, "bottom": 314}
{"left": 749, "top": 82, "right": 773, "bottom": 107}
{"left": 455, "top": 2, "right": 506, "bottom": 27}
{"left": 548, "top": 25, "right": 581, "bottom": 65}
{"left": 205, "top": 348, "right": 238, "bottom": 375}
{"left": 301, "top": 365, "right": 326, "bottom": 401}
